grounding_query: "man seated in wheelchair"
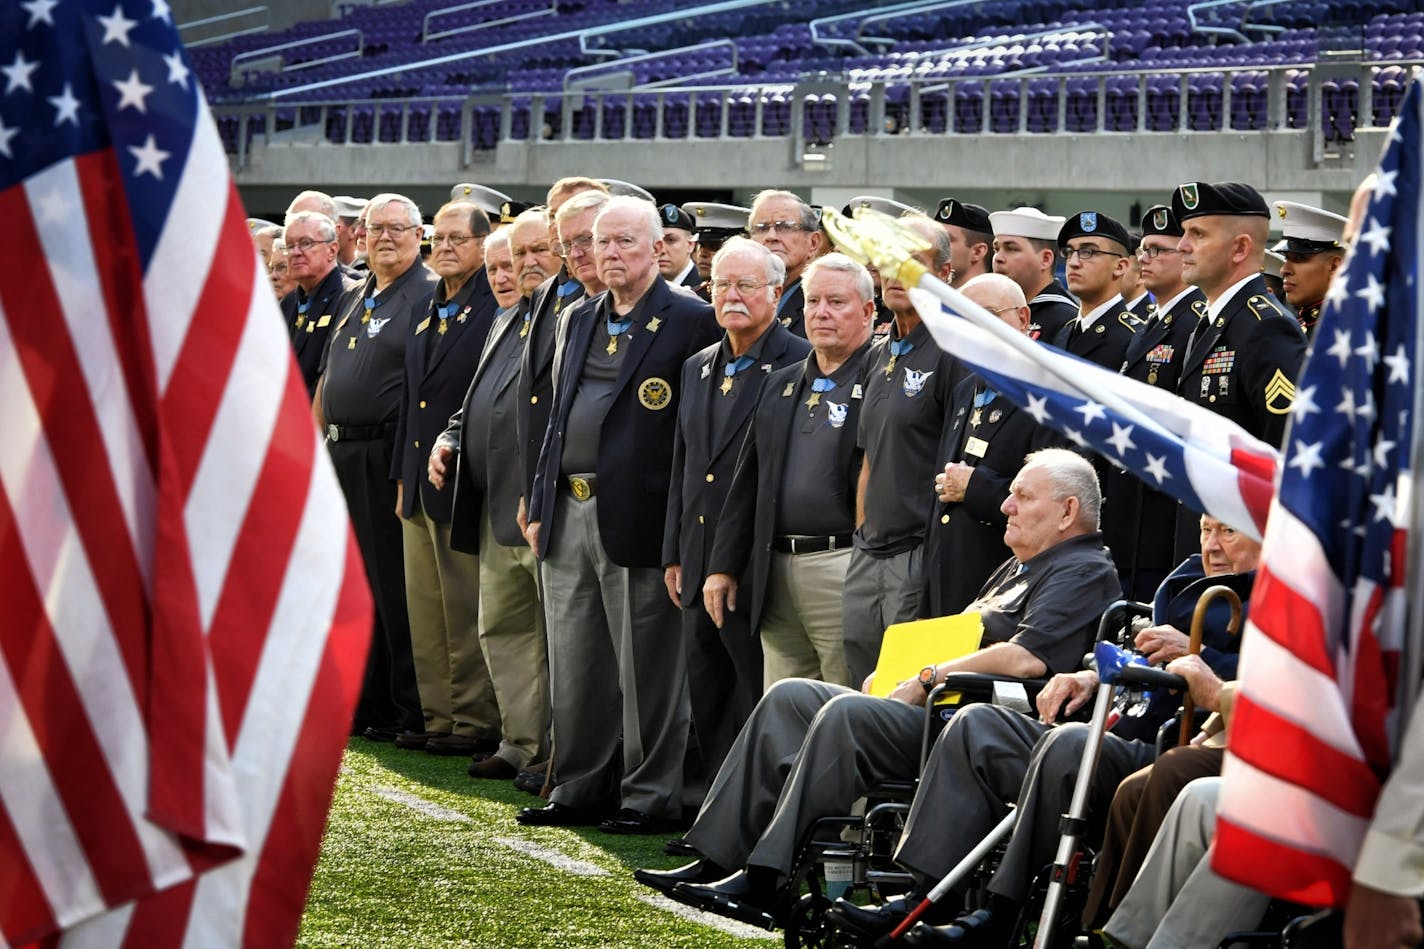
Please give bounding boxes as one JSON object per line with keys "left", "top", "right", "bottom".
{"left": 828, "top": 514, "right": 1259, "bottom": 947}
{"left": 633, "top": 448, "right": 1121, "bottom": 925}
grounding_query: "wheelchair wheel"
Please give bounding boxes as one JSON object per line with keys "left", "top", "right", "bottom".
{"left": 783, "top": 890, "right": 838, "bottom": 949}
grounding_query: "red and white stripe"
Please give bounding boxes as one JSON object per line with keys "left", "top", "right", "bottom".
{"left": 1215, "top": 491, "right": 1399, "bottom": 907}
{"left": 0, "top": 90, "right": 369, "bottom": 946}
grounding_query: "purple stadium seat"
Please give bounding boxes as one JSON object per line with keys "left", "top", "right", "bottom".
{"left": 921, "top": 88, "right": 950, "bottom": 133}
{"left": 663, "top": 93, "right": 689, "bottom": 139}
{"left": 954, "top": 81, "right": 985, "bottom": 134}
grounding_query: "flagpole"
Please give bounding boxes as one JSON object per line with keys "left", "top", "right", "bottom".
{"left": 1398, "top": 73, "right": 1424, "bottom": 753}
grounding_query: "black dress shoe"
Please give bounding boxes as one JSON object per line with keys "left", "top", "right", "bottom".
{"left": 902, "top": 909, "right": 1008, "bottom": 948}
{"left": 468, "top": 756, "right": 518, "bottom": 779}
{"left": 633, "top": 859, "right": 729, "bottom": 897}
{"left": 514, "top": 802, "right": 595, "bottom": 827}
{"left": 825, "top": 893, "right": 952, "bottom": 939}
{"left": 663, "top": 836, "right": 699, "bottom": 858}
{"left": 671, "top": 869, "right": 781, "bottom": 929}
{"left": 362, "top": 725, "right": 402, "bottom": 742}
{"left": 394, "top": 730, "right": 446, "bottom": 750}
{"left": 598, "top": 808, "right": 683, "bottom": 835}
{"left": 425, "top": 734, "right": 479, "bottom": 756}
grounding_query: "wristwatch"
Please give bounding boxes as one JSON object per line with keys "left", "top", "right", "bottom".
{"left": 919, "top": 665, "right": 938, "bottom": 695}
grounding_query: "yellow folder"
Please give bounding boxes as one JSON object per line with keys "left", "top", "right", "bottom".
{"left": 868, "top": 612, "right": 984, "bottom": 699}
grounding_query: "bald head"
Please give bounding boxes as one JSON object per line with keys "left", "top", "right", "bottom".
{"left": 961, "top": 272, "right": 1030, "bottom": 334}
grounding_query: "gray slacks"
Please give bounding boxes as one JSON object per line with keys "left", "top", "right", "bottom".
{"left": 476, "top": 500, "right": 549, "bottom": 768}
{"left": 540, "top": 494, "right": 689, "bottom": 817}
{"left": 682, "top": 678, "right": 923, "bottom": 878}
{"left": 842, "top": 544, "right": 923, "bottom": 687}
{"left": 895, "top": 705, "right": 1154, "bottom": 901}
{"left": 1104, "top": 777, "right": 1271, "bottom": 949}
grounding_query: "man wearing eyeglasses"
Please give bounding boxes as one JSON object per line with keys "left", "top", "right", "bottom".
{"left": 318, "top": 192, "right": 438, "bottom": 745}
{"left": 747, "top": 190, "right": 823, "bottom": 337}
{"left": 1051, "top": 211, "right": 1144, "bottom": 369}
{"left": 1272, "top": 200, "right": 1347, "bottom": 338}
{"left": 389, "top": 199, "right": 501, "bottom": 757}
{"left": 283, "top": 209, "right": 360, "bottom": 396}
{"left": 663, "top": 238, "right": 809, "bottom": 784}
{"left": 520, "top": 196, "right": 719, "bottom": 834}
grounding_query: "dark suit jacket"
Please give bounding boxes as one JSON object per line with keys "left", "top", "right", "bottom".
{"left": 1175, "top": 275, "right": 1306, "bottom": 447}
{"left": 528, "top": 276, "right": 719, "bottom": 567}
{"left": 1027, "top": 279, "right": 1077, "bottom": 342}
{"left": 392, "top": 268, "right": 497, "bottom": 522}
{"left": 516, "top": 270, "right": 581, "bottom": 503}
{"left": 777, "top": 279, "right": 806, "bottom": 337}
{"left": 1102, "top": 289, "right": 1205, "bottom": 598}
{"left": 922, "top": 374, "right": 1062, "bottom": 617}
{"left": 1049, "top": 300, "right": 1144, "bottom": 370}
{"left": 284, "top": 265, "right": 361, "bottom": 396}
{"left": 442, "top": 300, "right": 532, "bottom": 553}
{"left": 661, "top": 322, "right": 810, "bottom": 605}
{"left": 707, "top": 349, "right": 869, "bottom": 634}
{"left": 1125, "top": 293, "right": 1155, "bottom": 322}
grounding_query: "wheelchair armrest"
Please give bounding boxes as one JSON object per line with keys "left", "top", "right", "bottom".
{"left": 935, "top": 672, "right": 1051, "bottom": 706}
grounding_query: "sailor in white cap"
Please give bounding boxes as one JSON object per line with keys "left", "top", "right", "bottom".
{"left": 1273, "top": 200, "right": 1347, "bottom": 337}
{"left": 989, "top": 207, "right": 1076, "bottom": 341}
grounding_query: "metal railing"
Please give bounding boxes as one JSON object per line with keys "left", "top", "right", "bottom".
{"left": 563, "top": 40, "right": 740, "bottom": 92}
{"left": 228, "top": 29, "right": 364, "bottom": 84}
{"left": 422, "top": 0, "right": 558, "bottom": 43}
{"left": 811, "top": 0, "right": 988, "bottom": 56}
{"left": 179, "top": 5, "right": 268, "bottom": 48}
{"left": 214, "top": 59, "right": 1411, "bottom": 169}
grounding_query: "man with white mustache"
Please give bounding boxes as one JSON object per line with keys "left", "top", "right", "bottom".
{"left": 663, "top": 238, "right": 809, "bottom": 782}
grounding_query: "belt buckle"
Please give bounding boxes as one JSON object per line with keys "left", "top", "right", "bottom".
{"left": 826, "top": 535, "right": 837, "bottom": 552}
{"left": 326, "top": 424, "right": 339, "bottom": 442}
{"left": 569, "top": 476, "right": 592, "bottom": 501}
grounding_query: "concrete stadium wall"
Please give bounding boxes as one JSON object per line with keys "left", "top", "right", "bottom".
{"left": 234, "top": 127, "right": 1378, "bottom": 220}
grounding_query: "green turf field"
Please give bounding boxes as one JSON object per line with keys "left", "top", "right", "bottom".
{"left": 298, "top": 742, "right": 777, "bottom": 948}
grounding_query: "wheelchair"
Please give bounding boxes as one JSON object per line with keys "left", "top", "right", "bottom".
{"left": 783, "top": 587, "right": 1242, "bottom": 949}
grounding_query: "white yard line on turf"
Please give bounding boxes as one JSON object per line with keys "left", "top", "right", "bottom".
{"left": 493, "top": 836, "right": 609, "bottom": 876}
{"left": 370, "top": 785, "right": 473, "bottom": 822}
{"left": 636, "top": 894, "right": 780, "bottom": 941}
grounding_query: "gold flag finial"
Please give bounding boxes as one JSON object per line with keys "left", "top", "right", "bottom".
{"left": 820, "top": 206, "right": 932, "bottom": 287}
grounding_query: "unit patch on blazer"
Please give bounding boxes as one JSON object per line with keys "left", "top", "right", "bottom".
{"left": 638, "top": 377, "right": 673, "bottom": 410}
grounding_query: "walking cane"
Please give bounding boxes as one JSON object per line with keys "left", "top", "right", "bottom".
{"left": 1179, "top": 585, "right": 1242, "bottom": 747}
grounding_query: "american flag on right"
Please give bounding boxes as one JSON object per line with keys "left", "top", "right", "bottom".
{"left": 1214, "top": 78, "right": 1423, "bottom": 906}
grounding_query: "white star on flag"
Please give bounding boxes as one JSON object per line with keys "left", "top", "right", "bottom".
{"left": 48, "top": 83, "right": 80, "bottom": 125}
{"left": 128, "top": 134, "right": 170, "bottom": 178}
{"left": 1358, "top": 218, "right": 1392, "bottom": 257}
{"left": 0, "top": 119, "right": 16, "bottom": 158}
{"left": 1291, "top": 384, "right": 1319, "bottom": 421}
{"left": 3, "top": 51, "right": 39, "bottom": 94}
{"left": 1025, "top": 393, "right": 1049, "bottom": 424}
{"left": 1327, "top": 328, "right": 1353, "bottom": 368}
{"left": 113, "top": 69, "right": 154, "bottom": 113}
{"left": 1384, "top": 344, "right": 1411, "bottom": 385}
{"left": 97, "top": 5, "right": 140, "bottom": 47}
{"left": 1356, "top": 275, "right": 1387, "bottom": 314}
{"left": 1106, "top": 422, "right": 1136, "bottom": 457}
{"left": 1287, "top": 440, "right": 1325, "bottom": 478}
{"left": 1074, "top": 400, "right": 1107, "bottom": 426}
{"left": 22, "top": 0, "right": 58, "bottom": 29}
{"left": 163, "top": 50, "right": 190, "bottom": 88}
{"left": 1143, "top": 453, "right": 1171, "bottom": 485}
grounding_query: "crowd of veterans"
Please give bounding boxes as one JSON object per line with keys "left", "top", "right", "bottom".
{"left": 249, "top": 176, "right": 1421, "bottom": 949}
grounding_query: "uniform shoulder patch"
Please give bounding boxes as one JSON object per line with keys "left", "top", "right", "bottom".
{"left": 1264, "top": 368, "right": 1296, "bottom": 415}
{"left": 1245, "top": 294, "right": 1284, "bottom": 321}
{"left": 1117, "top": 311, "right": 1142, "bottom": 333}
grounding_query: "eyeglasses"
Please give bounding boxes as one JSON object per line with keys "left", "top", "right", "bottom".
{"left": 367, "top": 223, "right": 417, "bottom": 237}
{"left": 750, "top": 220, "right": 808, "bottom": 236}
{"left": 594, "top": 235, "right": 643, "bottom": 251}
{"left": 710, "top": 278, "right": 771, "bottom": 297}
{"left": 431, "top": 233, "right": 482, "bottom": 248}
{"left": 983, "top": 303, "right": 1021, "bottom": 314}
{"left": 1062, "top": 246, "right": 1124, "bottom": 262}
{"left": 554, "top": 234, "right": 595, "bottom": 256}
{"left": 288, "top": 238, "right": 335, "bottom": 254}
{"left": 270, "top": 264, "right": 290, "bottom": 275}
{"left": 1138, "top": 245, "right": 1182, "bottom": 259}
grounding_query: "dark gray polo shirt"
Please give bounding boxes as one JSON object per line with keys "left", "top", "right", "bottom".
{"left": 320, "top": 264, "right": 428, "bottom": 426}
{"left": 856, "top": 319, "right": 962, "bottom": 555}
{"left": 709, "top": 322, "right": 776, "bottom": 447}
{"left": 966, "top": 532, "right": 1122, "bottom": 675}
{"left": 777, "top": 346, "right": 871, "bottom": 536}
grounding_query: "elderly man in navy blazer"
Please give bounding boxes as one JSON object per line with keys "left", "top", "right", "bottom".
{"left": 521, "top": 196, "right": 720, "bottom": 834}
{"left": 663, "top": 238, "right": 809, "bottom": 782}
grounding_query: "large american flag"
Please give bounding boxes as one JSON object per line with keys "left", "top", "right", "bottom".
{"left": 908, "top": 285, "right": 1279, "bottom": 542}
{"left": 0, "top": 1, "right": 371, "bottom": 945}
{"left": 1212, "top": 80, "right": 1422, "bottom": 907}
